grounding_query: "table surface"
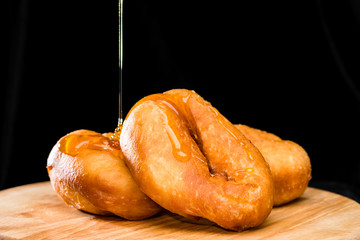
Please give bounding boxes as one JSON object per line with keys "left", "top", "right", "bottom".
{"left": 1, "top": 182, "right": 360, "bottom": 240}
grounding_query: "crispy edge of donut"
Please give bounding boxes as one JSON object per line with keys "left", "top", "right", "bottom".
{"left": 236, "top": 124, "right": 312, "bottom": 206}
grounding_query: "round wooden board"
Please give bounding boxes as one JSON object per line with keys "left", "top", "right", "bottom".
{"left": 0, "top": 182, "right": 359, "bottom": 239}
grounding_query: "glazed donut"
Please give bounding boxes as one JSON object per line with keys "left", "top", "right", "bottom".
{"left": 120, "top": 89, "right": 274, "bottom": 231}
{"left": 235, "top": 124, "right": 312, "bottom": 206}
{"left": 47, "top": 130, "right": 161, "bottom": 220}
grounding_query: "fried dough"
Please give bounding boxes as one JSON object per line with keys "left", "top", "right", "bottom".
{"left": 120, "top": 89, "right": 274, "bottom": 231}
{"left": 47, "top": 130, "right": 161, "bottom": 220}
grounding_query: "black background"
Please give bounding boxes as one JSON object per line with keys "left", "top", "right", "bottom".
{"left": 3, "top": 0, "right": 360, "bottom": 201}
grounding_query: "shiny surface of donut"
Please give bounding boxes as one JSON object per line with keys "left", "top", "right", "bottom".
{"left": 236, "top": 124, "right": 312, "bottom": 206}
{"left": 120, "top": 89, "right": 274, "bottom": 231}
{"left": 47, "top": 130, "right": 161, "bottom": 220}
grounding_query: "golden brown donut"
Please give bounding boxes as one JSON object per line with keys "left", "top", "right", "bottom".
{"left": 235, "top": 124, "right": 312, "bottom": 206}
{"left": 120, "top": 89, "right": 274, "bottom": 231}
{"left": 47, "top": 129, "right": 161, "bottom": 220}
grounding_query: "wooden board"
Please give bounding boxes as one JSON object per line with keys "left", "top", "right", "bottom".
{"left": 0, "top": 182, "right": 359, "bottom": 239}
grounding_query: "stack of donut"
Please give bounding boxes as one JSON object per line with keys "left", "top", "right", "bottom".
{"left": 47, "top": 89, "right": 311, "bottom": 231}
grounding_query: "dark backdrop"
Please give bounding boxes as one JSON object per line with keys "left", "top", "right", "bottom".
{"left": 3, "top": 0, "right": 360, "bottom": 202}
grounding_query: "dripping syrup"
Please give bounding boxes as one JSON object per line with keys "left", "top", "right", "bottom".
{"left": 111, "top": 0, "right": 124, "bottom": 141}
{"left": 59, "top": 133, "right": 120, "bottom": 157}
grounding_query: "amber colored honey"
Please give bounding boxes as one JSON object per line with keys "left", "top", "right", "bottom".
{"left": 127, "top": 94, "right": 193, "bottom": 162}
{"left": 154, "top": 96, "right": 191, "bottom": 162}
{"left": 110, "top": 122, "right": 123, "bottom": 142}
{"left": 59, "top": 132, "right": 120, "bottom": 157}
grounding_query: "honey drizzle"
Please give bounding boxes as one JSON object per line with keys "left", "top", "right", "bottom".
{"left": 158, "top": 97, "right": 190, "bottom": 162}
{"left": 163, "top": 111, "right": 190, "bottom": 162}
{"left": 112, "top": 0, "right": 124, "bottom": 142}
{"left": 111, "top": 118, "right": 123, "bottom": 142}
{"left": 59, "top": 133, "right": 119, "bottom": 157}
{"left": 118, "top": 0, "right": 124, "bottom": 127}
{"left": 135, "top": 94, "right": 191, "bottom": 162}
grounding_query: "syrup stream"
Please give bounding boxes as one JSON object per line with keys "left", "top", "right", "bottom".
{"left": 118, "top": 0, "right": 124, "bottom": 126}
{"left": 112, "top": 0, "right": 124, "bottom": 141}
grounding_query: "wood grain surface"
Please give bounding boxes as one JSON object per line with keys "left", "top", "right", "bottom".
{"left": 0, "top": 182, "right": 360, "bottom": 239}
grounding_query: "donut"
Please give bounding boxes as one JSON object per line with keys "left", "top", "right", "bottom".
{"left": 47, "top": 129, "right": 161, "bottom": 220}
{"left": 235, "top": 124, "right": 312, "bottom": 206}
{"left": 120, "top": 89, "right": 274, "bottom": 231}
